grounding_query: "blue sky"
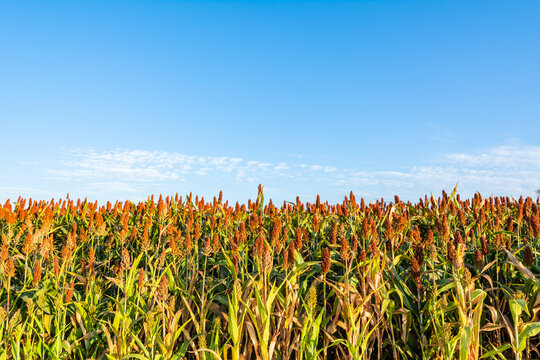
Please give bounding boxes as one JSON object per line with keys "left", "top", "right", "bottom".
{"left": 1, "top": 1, "right": 539, "bottom": 204}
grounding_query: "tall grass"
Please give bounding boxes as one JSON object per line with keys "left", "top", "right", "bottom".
{"left": 0, "top": 185, "right": 539, "bottom": 359}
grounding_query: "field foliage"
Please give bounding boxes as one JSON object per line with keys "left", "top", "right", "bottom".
{"left": 0, "top": 185, "right": 539, "bottom": 359}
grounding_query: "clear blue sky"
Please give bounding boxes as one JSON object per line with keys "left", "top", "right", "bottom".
{"left": 1, "top": 1, "right": 539, "bottom": 204}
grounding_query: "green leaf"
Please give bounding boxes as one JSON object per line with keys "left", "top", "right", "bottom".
{"left": 518, "top": 323, "right": 540, "bottom": 352}
{"left": 460, "top": 326, "right": 471, "bottom": 360}
{"left": 122, "top": 355, "right": 150, "bottom": 360}
{"left": 480, "top": 343, "right": 512, "bottom": 358}
{"left": 509, "top": 299, "right": 528, "bottom": 325}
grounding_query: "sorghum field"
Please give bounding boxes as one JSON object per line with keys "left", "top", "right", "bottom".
{"left": 0, "top": 185, "right": 539, "bottom": 360}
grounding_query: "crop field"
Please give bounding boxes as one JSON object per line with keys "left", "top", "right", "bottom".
{"left": 0, "top": 186, "right": 539, "bottom": 359}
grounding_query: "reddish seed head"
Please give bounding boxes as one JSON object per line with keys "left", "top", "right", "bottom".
{"left": 426, "top": 229, "right": 434, "bottom": 246}
{"left": 253, "top": 233, "right": 263, "bottom": 257}
{"left": 53, "top": 256, "right": 60, "bottom": 276}
{"left": 370, "top": 238, "right": 379, "bottom": 258}
{"left": 312, "top": 214, "right": 319, "bottom": 232}
{"left": 23, "top": 232, "right": 34, "bottom": 255}
{"left": 65, "top": 281, "right": 75, "bottom": 303}
{"left": 185, "top": 233, "right": 192, "bottom": 251}
{"left": 359, "top": 249, "right": 367, "bottom": 262}
{"left": 5, "top": 257, "right": 15, "bottom": 278}
{"left": 495, "top": 234, "right": 503, "bottom": 249}
{"left": 351, "top": 234, "right": 359, "bottom": 254}
{"left": 340, "top": 237, "right": 350, "bottom": 262}
{"left": 480, "top": 236, "right": 489, "bottom": 256}
{"left": 232, "top": 254, "right": 239, "bottom": 273}
{"left": 321, "top": 247, "right": 331, "bottom": 275}
{"left": 239, "top": 222, "right": 247, "bottom": 244}
{"left": 157, "top": 275, "right": 169, "bottom": 301}
{"left": 414, "top": 242, "right": 424, "bottom": 267}
{"left": 283, "top": 247, "right": 290, "bottom": 269}
{"left": 517, "top": 203, "right": 524, "bottom": 223}
{"left": 294, "top": 227, "right": 303, "bottom": 250}
{"left": 0, "top": 240, "right": 8, "bottom": 263}
{"left": 454, "top": 232, "right": 463, "bottom": 247}
{"left": 262, "top": 244, "right": 273, "bottom": 274}
{"left": 33, "top": 259, "right": 42, "bottom": 286}
{"left": 384, "top": 217, "right": 393, "bottom": 238}
{"left": 447, "top": 242, "right": 455, "bottom": 262}
{"left": 530, "top": 215, "right": 540, "bottom": 238}
{"left": 138, "top": 268, "right": 145, "bottom": 289}
{"left": 288, "top": 242, "right": 296, "bottom": 265}
{"left": 270, "top": 219, "right": 282, "bottom": 247}
{"left": 331, "top": 223, "right": 338, "bottom": 244}
{"left": 411, "top": 257, "right": 421, "bottom": 279}
{"left": 212, "top": 233, "right": 220, "bottom": 252}
{"left": 474, "top": 249, "right": 483, "bottom": 268}
{"left": 507, "top": 216, "right": 514, "bottom": 232}
{"left": 121, "top": 248, "right": 131, "bottom": 272}
{"left": 524, "top": 245, "right": 534, "bottom": 267}
{"left": 303, "top": 228, "right": 309, "bottom": 245}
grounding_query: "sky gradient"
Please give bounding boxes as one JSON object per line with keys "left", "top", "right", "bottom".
{"left": 1, "top": 1, "right": 539, "bottom": 204}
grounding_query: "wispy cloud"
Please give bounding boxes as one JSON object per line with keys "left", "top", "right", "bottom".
{"left": 46, "top": 148, "right": 339, "bottom": 190}
{"left": 33, "top": 144, "right": 540, "bottom": 202}
{"left": 339, "top": 145, "right": 540, "bottom": 199}
{"left": 445, "top": 145, "right": 540, "bottom": 169}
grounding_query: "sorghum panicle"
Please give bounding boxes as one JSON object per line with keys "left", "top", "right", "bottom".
{"left": 524, "top": 245, "right": 534, "bottom": 267}
{"left": 474, "top": 249, "right": 484, "bottom": 268}
{"left": 321, "top": 247, "right": 331, "bottom": 275}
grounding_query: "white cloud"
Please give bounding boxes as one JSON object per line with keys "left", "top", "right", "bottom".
{"left": 36, "top": 144, "right": 540, "bottom": 202}
{"left": 48, "top": 148, "right": 337, "bottom": 185}
{"left": 445, "top": 145, "right": 540, "bottom": 169}
{"left": 340, "top": 145, "right": 540, "bottom": 199}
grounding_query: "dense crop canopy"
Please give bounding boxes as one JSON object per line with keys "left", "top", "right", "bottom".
{"left": 0, "top": 186, "right": 539, "bottom": 359}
